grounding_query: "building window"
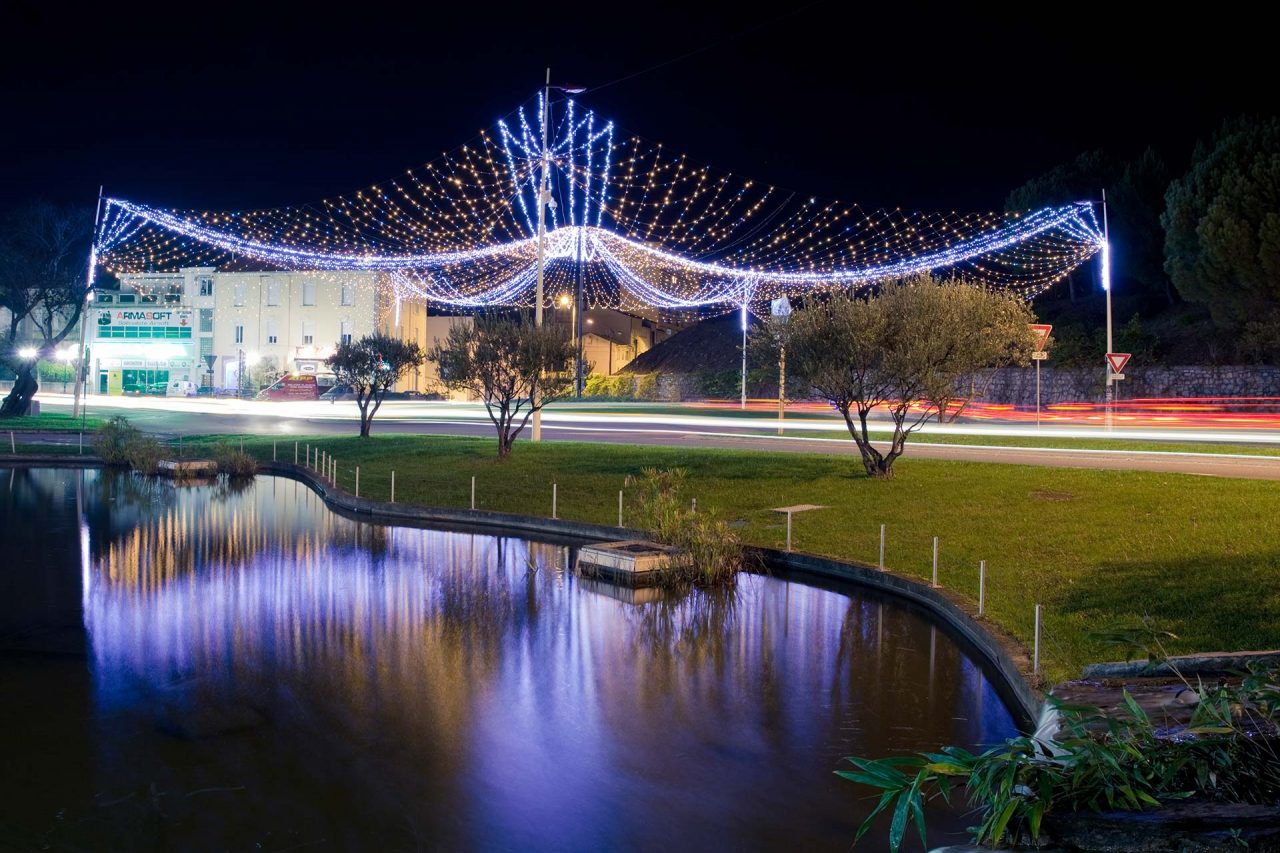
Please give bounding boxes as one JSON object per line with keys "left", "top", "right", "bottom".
{"left": 118, "top": 293, "right": 136, "bottom": 304}
{"left": 97, "top": 294, "right": 113, "bottom": 303}
{"left": 233, "top": 283, "right": 246, "bottom": 307}
{"left": 266, "top": 319, "right": 278, "bottom": 345}
{"left": 340, "top": 284, "right": 353, "bottom": 306}
{"left": 199, "top": 308, "right": 213, "bottom": 333}
{"left": 234, "top": 323, "right": 244, "bottom": 345}
{"left": 164, "top": 293, "right": 181, "bottom": 303}
{"left": 302, "top": 282, "right": 316, "bottom": 306}
{"left": 198, "top": 276, "right": 214, "bottom": 296}
{"left": 266, "top": 278, "right": 280, "bottom": 307}
{"left": 302, "top": 320, "right": 315, "bottom": 345}
{"left": 340, "top": 320, "right": 352, "bottom": 346}
{"left": 140, "top": 293, "right": 158, "bottom": 304}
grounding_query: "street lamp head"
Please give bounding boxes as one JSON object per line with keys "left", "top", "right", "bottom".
{"left": 552, "top": 85, "right": 587, "bottom": 94}
{"left": 18, "top": 346, "right": 38, "bottom": 360}
{"left": 557, "top": 294, "right": 571, "bottom": 308}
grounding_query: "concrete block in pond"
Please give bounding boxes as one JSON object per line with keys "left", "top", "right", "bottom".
{"left": 576, "top": 540, "right": 683, "bottom": 587}
{"left": 157, "top": 459, "right": 218, "bottom": 478}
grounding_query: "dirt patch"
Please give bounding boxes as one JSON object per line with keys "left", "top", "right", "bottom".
{"left": 1030, "top": 490, "right": 1076, "bottom": 502}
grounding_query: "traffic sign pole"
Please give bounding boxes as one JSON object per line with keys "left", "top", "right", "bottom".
{"left": 1029, "top": 325, "right": 1051, "bottom": 428}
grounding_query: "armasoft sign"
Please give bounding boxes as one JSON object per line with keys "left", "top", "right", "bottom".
{"left": 98, "top": 309, "right": 192, "bottom": 326}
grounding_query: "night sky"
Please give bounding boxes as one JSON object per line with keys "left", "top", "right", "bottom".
{"left": 3, "top": 1, "right": 1276, "bottom": 215}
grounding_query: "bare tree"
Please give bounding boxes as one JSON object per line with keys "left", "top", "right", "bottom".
{"left": 427, "top": 314, "right": 575, "bottom": 457}
{"left": 1, "top": 202, "right": 94, "bottom": 417}
{"left": 781, "top": 276, "right": 1037, "bottom": 478}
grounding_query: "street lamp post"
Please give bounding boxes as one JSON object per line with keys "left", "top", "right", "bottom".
{"left": 73, "top": 185, "right": 104, "bottom": 421}
{"left": 1101, "top": 189, "right": 1114, "bottom": 430}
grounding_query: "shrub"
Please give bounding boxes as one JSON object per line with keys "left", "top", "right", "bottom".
{"left": 840, "top": 629, "right": 1280, "bottom": 852}
{"left": 625, "top": 468, "right": 751, "bottom": 588}
{"left": 633, "top": 373, "right": 659, "bottom": 401}
{"left": 213, "top": 445, "right": 258, "bottom": 477}
{"left": 123, "top": 435, "right": 164, "bottom": 475}
{"left": 92, "top": 416, "right": 140, "bottom": 466}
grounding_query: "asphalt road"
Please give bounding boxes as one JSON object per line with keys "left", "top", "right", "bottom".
{"left": 24, "top": 394, "right": 1280, "bottom": 480}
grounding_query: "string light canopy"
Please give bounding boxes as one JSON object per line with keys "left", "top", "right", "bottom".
{"left": 94, "top": 94, "right": 1106, "bottom": 319}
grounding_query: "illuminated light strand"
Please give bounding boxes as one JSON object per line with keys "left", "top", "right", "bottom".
{"left": 95, "top": 95, "right": 1105, "bottom": 314}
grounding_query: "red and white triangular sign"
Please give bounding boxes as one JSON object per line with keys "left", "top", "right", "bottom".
{"left": 1107, "top": 352, "right": 1131, "bottom": 374}
{"left": 1029, "top": 323, "right": 1052, "bottom": 351}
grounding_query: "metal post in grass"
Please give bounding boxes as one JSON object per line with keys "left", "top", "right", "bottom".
{"left": 691, "top": 498, "right": 696, "bottom": 513}
{"left": 470, "top": 476, "right": 476, "bottom": 510}
{"left": 979, "top": 560, "right": 986, "bottom": 616}
{"left": 552, "top": 483, "right": 557, "bottom": 519}
{"left": 306, "top": 445, "right": 310, "bottom": 470}
{"left": 785, "top": 510, "right": 793, "bottom": 552}
{"left": 273, "top": 441, "right": 277, "bottom": 462}
{"left": 879, "top": 524, "right": 886, "bottom": 570}
{"left": 618, "top": 490, "right": 623, "bottom": 527}
{"left": 79, "top": 431, "right": 83, "bottom": 455}
{"left": 931, "top": 536, "right": 940, "bottom": 587}
{"left": 355, "top": 466, "right": 360, "bottom": 497}
{"left": 294, "top": 442, "right": 298, "bottom": 465}
{"left": 1033, "top": 604, "right": 1042, "bottom": 675}
{"left": 390, "top": 470, "right": 395, "bottom": 503}
{"left": 9, "top": 431, "right": 14, "bottom": 454}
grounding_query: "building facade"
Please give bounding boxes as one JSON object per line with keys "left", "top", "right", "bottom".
{"left": 94, "top": 268, "right": 378, "bottom": 394}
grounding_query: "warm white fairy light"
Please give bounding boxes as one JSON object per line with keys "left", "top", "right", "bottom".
{"left": 95, "top": 95, "right": 1105, "bottom": 316}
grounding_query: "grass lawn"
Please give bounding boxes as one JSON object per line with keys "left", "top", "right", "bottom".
{"left": 0, "top": 412, "right": 107, "bottom": 432}
{"left": 757, "top": 429, "right": 1280, "bottom": 457}
{"left": 181, "top": 431, "right": 1280, "bottom": 683}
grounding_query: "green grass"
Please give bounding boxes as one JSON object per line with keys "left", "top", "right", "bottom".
{"left": 751, "top": 429, "right": 1280, "bottom": 457}
{"left": 181, "top": 432, "right": 1280, "bottom": 683}
{"left": 0, "top": 412, "right": 107, "bottom": 432}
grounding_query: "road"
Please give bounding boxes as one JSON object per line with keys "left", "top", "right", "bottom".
{"left": 27, "top": 393, "right": 1280, "bottom": 480}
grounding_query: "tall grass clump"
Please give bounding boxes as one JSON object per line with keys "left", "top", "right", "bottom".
{"left": 625, "top": 467, "right": 751, "bottom": 588}
{"left": 213, "top": 445, "right": 258, "bottom": 477}
{"left": 92, "top": 415, "right": 163, "bottom": 473}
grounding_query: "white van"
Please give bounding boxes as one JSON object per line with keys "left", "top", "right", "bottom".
{"left": 166, "top": 379, "right": 199, "bottom": 397}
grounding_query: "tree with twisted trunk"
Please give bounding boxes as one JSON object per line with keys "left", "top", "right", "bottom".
{"left": 1, "top": 202, "right": 94, "bottom": 418}
{"left": 326, "top": 334, "right": 425, "bottom": 436}
{"left": 779, "top": 277, "right": 1036, "bottom": 478}
{"left": 427, "top": 314, "right": 575, "bottom": 458}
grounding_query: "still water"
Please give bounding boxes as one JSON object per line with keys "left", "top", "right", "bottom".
{"left": 0, "top": 468, "right": 1017, "bottom": 851}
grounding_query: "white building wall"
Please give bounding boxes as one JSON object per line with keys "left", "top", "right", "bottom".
{"left": 208, "top": 271, "right": 378, "bottom": 388}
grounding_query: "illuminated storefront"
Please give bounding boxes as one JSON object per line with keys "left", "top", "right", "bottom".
{"left": 91, "top": 307, "right": 197, "bottom": 395}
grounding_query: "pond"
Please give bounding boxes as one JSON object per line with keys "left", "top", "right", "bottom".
{"left": 0, "top": 468, "right": 1018, "bottom": 851}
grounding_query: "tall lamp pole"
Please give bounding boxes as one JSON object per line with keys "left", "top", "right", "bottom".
{"left": 575, "top": 224, "right": 585, "bottom": 396}
{"left": 532, "top": 69, "right": 551, "bottom": 442}
{"left": 1101, "top": 189, "right": 1114, "bottom": 430}
{"left": 73, "top": 185, "right": 104, "bottom": 421}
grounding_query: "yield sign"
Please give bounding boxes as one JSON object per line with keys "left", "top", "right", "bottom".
{"left": 1106, "top": 352, "right": 1132, "bottom": 374}
{"left": 1029, "top": 323, "right": 1052, "bottom": 351}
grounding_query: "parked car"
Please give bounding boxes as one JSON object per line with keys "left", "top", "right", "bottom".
{"left": 167, "top": 380, "right": 199, "bottom": 397}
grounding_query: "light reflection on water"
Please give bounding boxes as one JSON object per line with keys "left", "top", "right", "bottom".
{"left": 1, "top": 468, "right": 1017, "bottom": 852}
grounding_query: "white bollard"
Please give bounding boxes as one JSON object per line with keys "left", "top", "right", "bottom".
{"left": 1033, "top": 603, "right": 1042, "bottom": 674}
{"left": 979, "top": 560, "right": 986, "bottom": 616}
{"left": 879, "top": 524, "right": 886, "bottom": 570}
{"left": 691, "top": 498, "right": 697, "bottom": 513}
{"left": 355, "top": 466, "right": 359, "bottom": 497}
{"left": 470, "top": 476, "right": 476, "bottom": 510}
{"left": 931, "top": 536, "right": 939, "bottom": 587}
{"left": 390, "top": 470, "right": 395, "bottom": 503}
{"left": 618, "top": 490, "right": 624, "bottom": 527}
{"left": 552, "top": 483, "right": 557, "bottom": 519}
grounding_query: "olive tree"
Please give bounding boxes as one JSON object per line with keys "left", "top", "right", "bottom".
{"left": 326, "top": 333, "right": 425, "bottom": 436}
{"left": 1, "top": 202, "right": 94, "bottom": 417}
{"left": 427, "top": 314, "right": 575, "bottom": 458}
{"left": 781, "top": 276, "right": 1036, "bottom": 478}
